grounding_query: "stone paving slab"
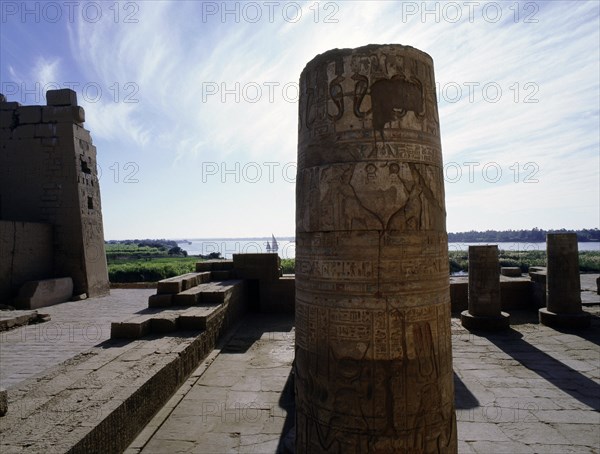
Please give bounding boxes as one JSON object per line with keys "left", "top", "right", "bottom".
{"left": 128, "top": 314, "right": 295, "bottom": 454}
{"left": 0, "top": 289, "right": 153, "bottom": 390}
{"left": 130, "top": 307, "right": 599, "bottom": 454}
{"left": 0, "top": 287, "right": 245, "bottom": 453}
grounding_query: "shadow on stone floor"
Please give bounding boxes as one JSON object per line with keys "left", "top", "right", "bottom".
{"left": 221, "top": 314, "right": 295, "bottom": 354}
{"left": 548, "top": 313, "right": 600, "bottom": 347}
{"left": 481, "top": 328, "right": 600, "bottom": 411}
{"left": 454, "top": 372, "right": 479, "bottom": 409}
{"left": 276, "top": 369, "right": 296, "bottom": 454}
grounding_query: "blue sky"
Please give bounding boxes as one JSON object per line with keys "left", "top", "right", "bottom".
{"left": 1, "top": 1, "right": 598, "bottom": 239}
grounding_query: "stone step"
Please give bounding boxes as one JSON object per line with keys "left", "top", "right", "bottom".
{"left": 114, "top": 281, "right": 244, "bottom": 339}
{"left": 171, "top": 280, "right": 243, "bottom": 306}
{"left": 210, "top": 270, "right": 233, "bottom": 281}
{"left": 0, "top": 321, "right": 232, "bottom": 452}
{"left": 172, "top": 285, "right": 205, "bottom": 306}
{"left": 198, "top": 280, "right": 243, "bottom": 304}
{"left": 110, "top": 314, "right": 154, "bottom": 339}
{"left": 148, "top": 293, "right": 173, "bottom": 308}
{"left": 149, "top": 313, "right": 179, "bottom": 334}
{"left": 195, "top": 260, "right": 234, "bottom": 272}
{"left": 156, "top": 272, "right": 210, "bottom": 295}
{"left": 178, "top": 305, "right": 226, "bottom": 331}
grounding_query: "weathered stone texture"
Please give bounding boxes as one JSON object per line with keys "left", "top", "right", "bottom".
{"left": 546, "top": 234, "right": 581, "bottom": 313}
{"left": 461, "top": 245, "right": 509, "bottom": 330}
{"left": 539, "top": 233, "right": 590, "bottom": 328}
{"left": 0, "top": 221, "right": 53, "bottom": 303}
{"left": 14, "top": 277, "right": 74, "bottom": 309}
{"left": 295, "top": 44, "right": 456, "bottom": 452}
{"left": 0, "top": 89, "right": 109, "bottom": 299}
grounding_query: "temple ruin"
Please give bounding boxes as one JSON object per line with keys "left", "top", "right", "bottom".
{"left": 295, "top": 44, "right": 457, "bottom": 452}
{"left": 0, "top": 89, "right": 109, "bottom": 306}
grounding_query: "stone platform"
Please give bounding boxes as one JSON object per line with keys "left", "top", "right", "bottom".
{"left": 0, "top": 286, "right": 598, "bottom": 453}
{"left": 128, "top": 308, "right": 600, "bottom": 454}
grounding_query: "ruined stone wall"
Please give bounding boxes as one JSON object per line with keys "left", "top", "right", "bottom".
{"left": 0, "top": 90, "right": 109, "bottom": 297}
{"left": 0, "top": 221, "right": 53, "bottom": 302}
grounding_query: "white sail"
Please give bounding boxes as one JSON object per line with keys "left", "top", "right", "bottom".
{"left": 271, "top": 234, "right": 279, "bottom": 252}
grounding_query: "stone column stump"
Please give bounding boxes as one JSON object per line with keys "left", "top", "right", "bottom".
{"left": 461, "top": 245, "right": 510, "bottom": 330}
{"left": 539, "top": 233, "right": 590, "bottom": 328}
{"left": 295, "top": 44, "right": 456, "bottom": 453}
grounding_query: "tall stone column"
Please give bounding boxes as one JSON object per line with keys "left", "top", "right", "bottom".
{"left": 539, "top": 233, "right": 590, "bottom": 328}
{"left": 461, "top": 245, "right": 509, "bottom": 330}
{"left": 295, "top": 45, "right": 456, "bottom": 453}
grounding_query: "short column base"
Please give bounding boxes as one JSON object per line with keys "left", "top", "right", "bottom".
{"left": 460, "top": 310, "right": 510, "bottom": 331}
{"left": 539, "top": 308, "right": 591, "bottom": 329}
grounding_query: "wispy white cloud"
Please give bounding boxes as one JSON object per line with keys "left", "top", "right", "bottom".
{"left": 3, "top": 0, "right": 596, "bottom": 238}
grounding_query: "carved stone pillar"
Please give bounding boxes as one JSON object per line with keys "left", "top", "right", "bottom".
{"left": 295, "top": 44, "right": 456, "bottom": 453}
{"left": 539, "top": 233, "right": 590, "bottom": 328}
{"left": 461, "top": 245, "right": 510, "bottom": 330}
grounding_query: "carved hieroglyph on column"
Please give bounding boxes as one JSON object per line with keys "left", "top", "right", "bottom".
{"left": 295, "top": 45, "right": 457, "bottom": 452}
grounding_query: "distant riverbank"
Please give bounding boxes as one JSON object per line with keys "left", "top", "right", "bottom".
{"left": 177, "top": 238, "right": 599, "bottom": 260}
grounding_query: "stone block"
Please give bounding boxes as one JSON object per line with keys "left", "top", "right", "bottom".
{"left": 0, "top": 110, "right": 15, "bottom": 128}
{"left": 34, "top": 123, "right": 56, "bottom": 138}
{"left": 499, "top": 277, "right": 530, "bottom": 310}
{"left": 150, "top": 314, "right": 179, "bottom": 334}
{"left": 42, "top": 106, "right": 85, "bottom": 124}
{"left": 199, "top": 281, "right": 235, "bottom": 305}
{"left": 197, "top": 271, "right": 211, "bottom": 283}
{"left": 0, "top": 101, "right": 20, "bottom": 111}
{"left": 110, "top": 315, "right": 152, "bottom": 339}
{"left": 211, "top": 270, "right": 232, "bottom": 281}
{"left": 450, "top": 277, "right": 468, "bottom": 312}
{"left": 46, "top": 89, "right": 78, "bottom": 107}
{"left": 259, "top": 277, "right": 295, "bottom": 313}
{"left": 0, "top": 388, "right": 6, "bottom": 416}
{"left": 16, "top": 106, "right": 42, "bottom": 124}
{"left": 232, "top": 253, "right": 280, "bottom": 281}
{"left": 172, "top": 286, "right": 204, "bottom": 305}
{"left": 501, "top": 267, "right": 522, "bottom": 277}
{"left": 195, "top": 260, "right": 234, "bottom": 272}
{"left": 15, "top": 277, "right": 73, "bottom": 309}
{"left": 0, "top": 127, "right": 12, "bottom": 140}
{"left": 12, "top": 124, "right": 36, "bottom": 139}
{"left": 0, "top": 310, "right": 42, "bottom": 331}
{"left": 148, "top": 294, "right": 172, "bottom": 308}
{"left": 157, "top": 273, "right": 205, "bottom": 295}
{"left": 179, "top": 305, "right": 225, "bottom": 331}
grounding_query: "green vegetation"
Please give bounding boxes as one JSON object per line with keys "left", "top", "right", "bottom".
{"left": 106, "top": 241, "right": 221, "bottom": 283}
{"left": 448, "top": 228, "right": 599, "bottom": 243}
{"left": 108, "top": 257, "right": 198, "bottom": 282}
{"left": 281, "top": 258, "right": 295, "bottom": 274}
{"left": 447, "top": 250, "right": 599, "bottom": 274}
{"left": 266, "top": 251, "right": 600, "bottom": 276}
{"left": 106, "top": 241, "right": 599, "bottom": 282}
